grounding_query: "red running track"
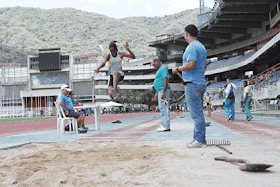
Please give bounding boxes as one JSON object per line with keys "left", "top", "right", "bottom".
{"left": 79, "top": 113, "right": 181, "bottom": 142}
{"left": 0, "top": 113, "right": 160, "bottom": 137}
{"left": 206, "top": 113, "right": 280, "bottom": 153}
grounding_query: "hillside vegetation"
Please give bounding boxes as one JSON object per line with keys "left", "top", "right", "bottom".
{"left": 0, "top": 7, "right": 208, "bottom": 66}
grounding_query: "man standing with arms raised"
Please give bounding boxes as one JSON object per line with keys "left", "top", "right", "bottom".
{"left": 152, "top": 58, "right": 171, "bottom": 132}
{"left": 172, "top": 24, "right": 207, "bottom": 148}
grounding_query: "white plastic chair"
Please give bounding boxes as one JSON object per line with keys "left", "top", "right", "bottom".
{"left": 54, "top": 102, "right": 78, "bottom": 134}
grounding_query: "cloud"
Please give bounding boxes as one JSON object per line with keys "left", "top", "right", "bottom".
{"left": 83, "top": 6, "right": 94, "bottom": 9}
{"left": 146, "top": 4, "right": 153, "bottom": 12}
{"left": 163, "top": 0, "right": 201, "bottom": 15}
{"left": 127, "top": 0, "right": 143, "bottom": 5}
{"left": 80, "top": 0, "right": 117, "bottom": 5}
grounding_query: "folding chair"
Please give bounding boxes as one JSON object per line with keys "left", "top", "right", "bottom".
{"left": 54, "top": 102, "right": 78, "bottom": 134}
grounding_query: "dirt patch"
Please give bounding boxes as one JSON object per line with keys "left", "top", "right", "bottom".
{"left": 0, "top": 140, "right": 279, "bottom": 187}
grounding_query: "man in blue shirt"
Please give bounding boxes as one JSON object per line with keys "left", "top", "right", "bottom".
{"left": 152, "top": 58, "right": 171, "bottom": 132}
{"left": 57, "top": 85, "right": 87, "bottom": 133}
{"left": 172, "top": 24, "right": 207, "bottom": 148}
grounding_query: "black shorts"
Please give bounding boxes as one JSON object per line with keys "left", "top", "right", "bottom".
{"left": 108, "top": 75, "right": 124, "bottom": 87}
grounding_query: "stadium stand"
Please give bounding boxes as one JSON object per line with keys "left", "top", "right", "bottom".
{"left": 31, "top": 72, "right": 69, "bottom": 85}
{"left": 206, "top": 52, "right": 256, "bottom": 71}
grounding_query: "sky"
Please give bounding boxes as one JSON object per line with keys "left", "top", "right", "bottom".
{"left": 1, "top": 0, "right": 215, "bottom": 19}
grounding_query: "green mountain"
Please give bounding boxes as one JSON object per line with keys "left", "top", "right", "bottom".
{"left": 0, "top": 6, "right": 207, "bottom": 66}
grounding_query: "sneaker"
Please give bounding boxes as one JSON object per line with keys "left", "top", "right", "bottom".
{"left": 205, "top": 122, "right": 210, "bottom": 126}
{"left": 82, "top": 125, "right": 89, "bottom": 130}
{"left": 157, "top": 127, "right": 171, "bottom": 132}
{"left": 188, "top": 139, "right": 196, "bottom": 144}
{"left": 228, "top": 115, "right": 232, "bottom": 121}
{"left": 187, "top": 140, "right": 207, "bottom": 148}
{"left": 78, "top": 126, "right": 88, "bottom": 133}
{"left": 247, "top": 116, "right": 253, "bottom": 121}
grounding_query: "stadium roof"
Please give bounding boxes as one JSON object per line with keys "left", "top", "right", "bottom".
{"left": 149, "top": 0, "right": 280, "bottom": 57}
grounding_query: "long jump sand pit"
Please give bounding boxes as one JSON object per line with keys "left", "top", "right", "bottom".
{"left": 0, "top": 140, "right": 279, "bottom": 187}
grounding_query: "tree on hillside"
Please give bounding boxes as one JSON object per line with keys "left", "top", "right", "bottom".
{"left": 113, "top": 88, "right": 157, "bottom": 107}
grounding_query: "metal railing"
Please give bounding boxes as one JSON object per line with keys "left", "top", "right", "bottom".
{"left": 249, "top": 63, "right": 280, "bottom": 90}
{"left": 206, "top": 51, "right": 256, "bottom": 71}
{"left": 253, "top": 24, "right": 280, "bottom": 52}
{"left": 198, "top": 0, "right": 224, "bottom": 28}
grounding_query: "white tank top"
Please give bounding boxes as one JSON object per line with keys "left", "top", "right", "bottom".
{"left": 109, "top": 52, "right": 124, "bottom": 76}
{"left": 205, "top": 96, "right": 211, "bottom": 103}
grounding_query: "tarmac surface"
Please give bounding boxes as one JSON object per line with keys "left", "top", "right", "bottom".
{"left": 1, "top": 110, "right": 280, "bottom": 154}
{"left": 1, "top": 110, "right": 280, "bottom": 186}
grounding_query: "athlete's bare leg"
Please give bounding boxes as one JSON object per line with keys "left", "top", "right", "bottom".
{"left": 113, "top": 71, "right": 121, "bottom": 90}
{"left": 207, "top": 105, "right": 211, "bottom": 116}
{"left": 108, "top": 86, "right": 114, "bottom": 98}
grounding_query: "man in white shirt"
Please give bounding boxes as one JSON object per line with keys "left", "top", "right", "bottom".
{"left": 224, "top": 78, "right": 236, "bottom": 121}
{"left": 242, "top": 81, "right": 253, "bottom": 121}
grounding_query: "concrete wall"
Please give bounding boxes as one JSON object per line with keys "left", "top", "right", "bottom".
{"left": 4, "top": 84, "right": 27, "bottom": 97}
{"left": 73, "top": 81, "right": 92, "bottom": 96}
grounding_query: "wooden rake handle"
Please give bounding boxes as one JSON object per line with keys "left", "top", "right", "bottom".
{"left": 214, "top": 157, "right": 249, "bottom": 164}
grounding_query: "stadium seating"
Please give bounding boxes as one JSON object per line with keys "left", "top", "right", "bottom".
{"left": 205, "top": 79, "right": 247, "bottom": 101}
{"left": 206, "top": 52, "right": 256, "bottom": 71}
{"left": 32, "top": 72, "right": 69, "bottom": 85}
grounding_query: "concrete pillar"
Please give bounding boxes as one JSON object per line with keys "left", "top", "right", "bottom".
{"left": 92, "top": 74, "right": 95, "bottom": 103}
{"left": 0, "top": 67, "right": 3, "bottom": 109}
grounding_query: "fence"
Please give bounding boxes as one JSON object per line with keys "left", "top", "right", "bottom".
{"left": 198, "top": 0, "right": 223, "bottom": 27}
{"left": 248, "top": 63, "right": 280, "bottom": 90}
{"left": 0, "top": 93, "right": 57, "bottom": 118}
{"left": 207, "top": 51, "right": 256, "bottom": 71}
{"left": 253, "top": 24, "right": 280, "bottom": 52}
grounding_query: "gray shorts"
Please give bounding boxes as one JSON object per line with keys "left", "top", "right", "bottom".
{"left": 63, "top": 110, "right": 82, "bottom": 118}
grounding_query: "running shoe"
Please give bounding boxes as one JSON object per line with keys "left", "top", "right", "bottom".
{"left": 78, "top": 126, "right": 88, "bottom": 133}
{"left": 187, "top": 140, "right": 207, "bottom": 148}
{"left": 247, "top": 116, "right": 253, "bottom": 121}
{"left": 82, "top": 125, "right": 89, "bottom": 130}
{"left": 157, "top": 127, "right": 171, "bottom": 132}
{"left": 228, "top": 115, "right": 232, "bottom": 121}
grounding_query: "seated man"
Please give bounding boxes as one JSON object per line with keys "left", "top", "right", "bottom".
{"left": 68, "top": 91, "right": 85, "bottom": 112}
{"left": 68, "top": 90, "right": 88, "bottom": 128}
{"left": 57, "top": 85, "right": 87, "bottom": 133}
{"left": 68, "top": 91, "right": 82, "bottom": 106}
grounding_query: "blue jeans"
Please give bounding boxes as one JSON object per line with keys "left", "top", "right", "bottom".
{"left": 158, "top": 89, "right": 171, "bottom": 129}
{"left": 245, "top": 97, "right": 252, "bottom": 118}
{"left": 185, "top": 84, "right": 206, "bottom": 143}
{"left": 224, "top": 98, "right": 235, "bottom": 121}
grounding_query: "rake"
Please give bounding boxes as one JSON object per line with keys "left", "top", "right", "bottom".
{"left": 207, "top": 140, "right": 232, "bottom": 154}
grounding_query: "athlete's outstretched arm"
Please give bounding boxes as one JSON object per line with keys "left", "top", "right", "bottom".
{"left": 120, "top": 42, "right": 135, "bottom": 59}
{"left": 94, "top": 54, "right": 110, "bottom": 73}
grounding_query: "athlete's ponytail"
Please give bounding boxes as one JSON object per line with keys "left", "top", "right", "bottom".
{"left": 109, "top": 41, "right": 118, "bottom": 51}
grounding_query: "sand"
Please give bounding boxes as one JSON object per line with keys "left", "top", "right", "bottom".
{"left": 0, "top": 140, "right": 280, "bottom": 187}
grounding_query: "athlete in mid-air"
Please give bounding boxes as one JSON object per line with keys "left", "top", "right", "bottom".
{"left": 94, "top": 41, "right": 135, "bottom": 98}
